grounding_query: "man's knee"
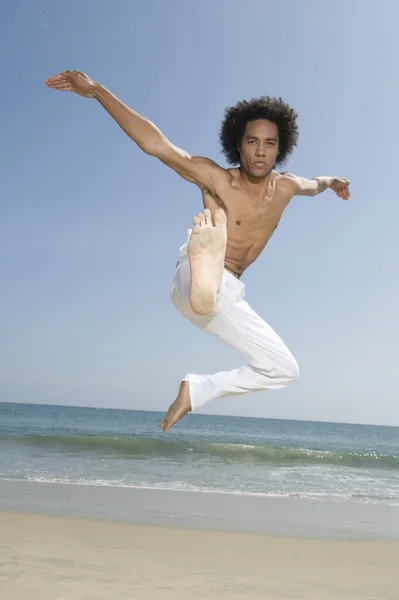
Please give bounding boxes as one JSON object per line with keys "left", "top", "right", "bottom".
{"left": 283, "top": 355, "right": 300, "bottom": 383}
{"left": 256, "top": 353, "right": 299, "bottom": 385}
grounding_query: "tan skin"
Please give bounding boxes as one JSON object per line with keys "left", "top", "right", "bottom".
{"left": 199, "top": 119, "right": 322, "bottom": 277}
{"left": 46, "top": 70, "right": 351, "bottom": 430}
{"left": 198, "top": 118, "right": 349, "bottom": 277}
{"left": 46, "top": 70, "right": 350, "bottom": 280}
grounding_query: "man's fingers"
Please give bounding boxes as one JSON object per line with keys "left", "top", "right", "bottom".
{"left": 47, "top": 83, "right": 71, "bottom": 91}
{"left": 46, "top": 75, "right": 66, "bottom": 84}
{"left": 47, "top": 80, "right": 69, "bottom": 88}
{"left": 46, "top": 79, "right": 66, "bottom": 86}
{"left": 46, "top": 72, "right": 75, "bottom": 91}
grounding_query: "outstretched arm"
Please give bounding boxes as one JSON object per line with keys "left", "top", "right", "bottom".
{"left": 282, "top": 173, "right": 351, "bottom": 200}
{"left": 46, "top": 70, "right": 223, "bottom": 191}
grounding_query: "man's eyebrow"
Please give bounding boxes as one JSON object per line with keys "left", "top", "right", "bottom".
{"left": 244, "top": 135, "right": 278, "bottom": 141}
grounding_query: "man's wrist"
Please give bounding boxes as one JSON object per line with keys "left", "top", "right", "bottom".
{"left": 92, "top": 83, "right": 106, "bottom": 100}
{"left": 325, "top": 176, "right": 335, "bottom": 188}
{"left": 311, "top": 176, "right": 334, "bottom": 195}
{"left": 317, "top": 176, "right": 334, "bottom": 189}
{"left": 316, "top": 176, "right": 334, "bottom": 187}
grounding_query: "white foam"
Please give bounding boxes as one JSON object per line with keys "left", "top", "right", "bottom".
{"left": 0, "top": 475, "right": 397, "bottom": 506}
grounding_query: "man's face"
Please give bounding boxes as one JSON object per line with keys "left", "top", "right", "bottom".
{"left": 238, "top": 119, "right": 279, "bottom": 179}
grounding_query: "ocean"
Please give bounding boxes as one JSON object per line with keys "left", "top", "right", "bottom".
{"left": 1, "top": 402, "right": 398, "bottom": 507}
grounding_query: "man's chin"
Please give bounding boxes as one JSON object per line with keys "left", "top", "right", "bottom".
{"left": 249, "top": 166, "right": 271, "bottom": 179}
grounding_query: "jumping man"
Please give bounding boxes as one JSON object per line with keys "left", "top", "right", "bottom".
{"left": 46, "top": 70, "right": 350, "bottom": 432}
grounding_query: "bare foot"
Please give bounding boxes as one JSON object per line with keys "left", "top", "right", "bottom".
{"left": 188, "top": 208, "right": 227, "bottom": 315}
{"left": 160, "top": 381, "right": 191, "bottom": 432}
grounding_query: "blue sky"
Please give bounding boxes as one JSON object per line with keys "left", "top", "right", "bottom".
{"left": 1, "top": 0, "right": 398, "bottom": 426}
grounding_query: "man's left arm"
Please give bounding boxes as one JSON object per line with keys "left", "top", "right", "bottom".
{"left": 282, "top": 173, "right": 351, "bottom": 200}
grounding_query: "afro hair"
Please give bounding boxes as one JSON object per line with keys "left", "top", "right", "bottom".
{"left": 219, "top": 96, "right": 299, "bottom": 166}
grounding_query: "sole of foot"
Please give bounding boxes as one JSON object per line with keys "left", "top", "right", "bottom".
{"left": 188, "top": 208, "right": 227, "bottom": 315}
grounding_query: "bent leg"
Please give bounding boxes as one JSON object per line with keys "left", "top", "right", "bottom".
{"left": 162, "top": 248, "right": 298, "bottom": 431}
{"left": 187, "top": 292, "right": 299, "bottom": 410}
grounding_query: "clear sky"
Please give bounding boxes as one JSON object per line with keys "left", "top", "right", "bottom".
{"left": 1, "top": 0, "right": 398, "bottom": 426}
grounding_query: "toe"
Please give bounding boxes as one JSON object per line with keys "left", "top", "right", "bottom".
{"left": 192, "top": 215, "right": 201, "bottom": 232}
{"left": 203, "top": 208, "right": 212, "bottom": 226}
{"left": 197, "top": 211, "right": 206, "bottom": 227}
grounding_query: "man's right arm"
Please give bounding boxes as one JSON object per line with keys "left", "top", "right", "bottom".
{"left": 94, "top": 86, "right": 221, "bottom": 187}
{"left": 46, "top": 71, "right": 223, "bottom": 192}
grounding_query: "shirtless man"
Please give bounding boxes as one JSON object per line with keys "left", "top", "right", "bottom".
{"left": 46, "top": 70, "right": 350, "bottom": 432}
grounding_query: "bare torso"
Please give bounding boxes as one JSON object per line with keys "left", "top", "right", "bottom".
{"left": 202, "top": 169, "right": 295, "bottom": 277}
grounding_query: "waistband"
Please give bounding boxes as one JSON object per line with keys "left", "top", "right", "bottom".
{"left": 224, "top": 265, "right": 242, "bottom": 279}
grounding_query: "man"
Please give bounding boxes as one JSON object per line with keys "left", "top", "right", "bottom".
{"left": 46, "top": 70, "right": 350, "bottom": 432}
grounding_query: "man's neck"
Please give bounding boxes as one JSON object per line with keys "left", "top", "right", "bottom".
{"left": 238, "top": 167, "right": 275, "bottom": 195}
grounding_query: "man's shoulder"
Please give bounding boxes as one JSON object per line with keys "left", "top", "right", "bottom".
{"left": 207, "top": 165, "right": 238, "bottom": 189}
{"left": 192, "top": 156, "right": 232, "bottom": 180}
{"left": 224, "top": 167, "right": 242, "bottom": 186}
{"left": 277, "top": 170, "right": 299, "bottom": 181}
{"left": 275, "top": 171, "right": 301, "bottom": 191}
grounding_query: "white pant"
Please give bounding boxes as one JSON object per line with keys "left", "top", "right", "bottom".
{"left": 170, "top": 231, "right": 299, "bottom": 411}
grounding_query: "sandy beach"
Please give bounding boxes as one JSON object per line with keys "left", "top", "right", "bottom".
{"left": 1, "top": 510, "right": 398, "bottom": 600}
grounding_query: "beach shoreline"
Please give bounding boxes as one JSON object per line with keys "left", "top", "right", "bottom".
{"left": 1, "top": 478, "right": 398, "bottom": 541}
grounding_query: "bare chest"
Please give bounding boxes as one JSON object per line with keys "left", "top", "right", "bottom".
{"left": 224, "top": 189, "right": 290, "bottom": 237}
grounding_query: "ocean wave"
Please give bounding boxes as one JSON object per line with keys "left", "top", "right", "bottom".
{"left": 1, "top": 433, "right": 399, "bottom": 470}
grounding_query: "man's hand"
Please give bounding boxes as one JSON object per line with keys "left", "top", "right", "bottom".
{"left": 46, "top": 70, "right": 97, "bottom": 98}
{"left": 330, "top": 177, "right": 350, "bottom": 200}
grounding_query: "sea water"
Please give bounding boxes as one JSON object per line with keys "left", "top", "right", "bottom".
{"left": 1, "top": 402, "right": 398, "bottom": 506}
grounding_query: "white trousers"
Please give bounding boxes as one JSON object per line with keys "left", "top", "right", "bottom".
{"left": 170, "top": 231, "right": 299, "bottom": 411}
